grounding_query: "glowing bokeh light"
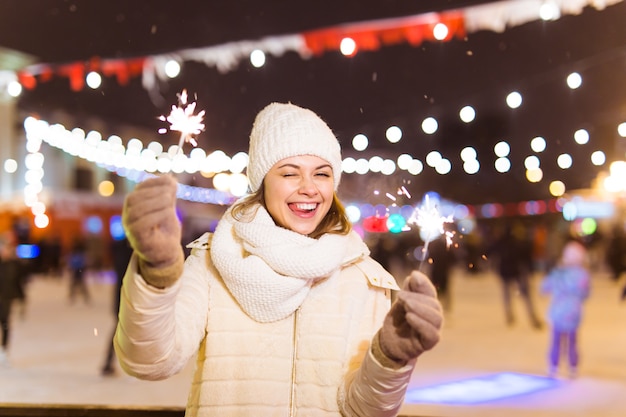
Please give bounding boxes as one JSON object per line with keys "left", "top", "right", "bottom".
{"left": 603, "top": 161, "right": 626, "bottom": 192}
{"left": 355, "top": 158, "right": 369, "bottom": 174}
{"left": 526, "top": 167, "right": 543, "bottom": 183}
{"left": 381, "top": 159, "right": 397, "bottom": 175}
{"left": 460, "top": 146, "right": 477, "bottom": 162}
{"left": 557, "top": 153, "right": 573, "bottom": 169}
{"left": 494, "top": 141, "right": 510, "bottom": 157}
{"left": 574, "top": 129, "right": 589, "bottom": 144}
{"left": 463, "top": 159, "right": 480, "bottom": 174}
{"left": 433, "top": 23, "right": 449, "bottom": 40}
{"left": 408, "top": 159, "right": 424, "bottom": 175}
{"left": 229, "top": 173, "right": 250, "bottom": 197}
{"left": 524, "top": 155, "right": 540, "bottom": 170}
{"left": 342, "top": 157, "right": 356, "bottom": 173}
{"left": 3, "top": 158, "right": 17, "bottom": 173}
{"left": 506, "top": 91, "right": 522, "bottom": 109}
{"left": 212, "top": 172, "right": 230, "bottom": 191}
{"left": 459, "top": 106, "right": 476, "bottom": 123}
{"left": 495, "top": 157, "right": 511, "bottom": 173}
{"left": 386, "top": 213, "right": 406, "bottom": 233}
{"left": 580, "top": 217, "right": 597, "bottom": 235}
{"left": 422, "top": 117, "right": 438, "bottom": 134}
{"left": 250, "top": 49, "right": 266, "bottom": 68}
{"left": 164, "top": 60, "right": 181, "bottom": 77}
{"left": 426, "top": 151, "right": 442, "bottom": 167}
{"left": 352, "top": 134, "right": 368, "bottom": 151}
{"left": 397, "top": 154, "right": 413, "bottom": 170}
{"left": 84, "top": 215, "right": 103, "bottom": 234}
{"left": 109, "top": 215, "right": 126, "bottom": 240}
{"left": 530, "top": 136, "right": 547, "bottom": 153}
{"left": 540, "top": 2, "right": 561, "bottom": 20}
{"left": 345, "top": 205, "right": 361, "bottom": 223}
{"left": 86, "top": 72, "right": 102, "bottom": 89}
{"left": 31, "top": 201, "right": 46, "bottom": 216}
{"left": 386, "top": 126, "right": 402, "bottom": 143}
{"left": 340, "top": 37, "right": 357, "bottom": 56}
{"left": 590, "top": 150, "right": 606, "bottom": 166}
{"left": 566, "top": 72, "right": 582, "bottom": 89}
{"left": 98, "top": 180, "right": 115, "bottom": 197}
{"left": 34, "top": 214, "right": 49, "bottom": 229}
{"left": 368, "top": 156, "right": 384, "bottom": 173}
{"left": 7, "top": 81, "right": 22, "bottom": 97}
{"left": 435, "top": 158, "right": 452, "bottom": 175}
{"left": 549, "top": 180, "right": 566, "bottom": 197}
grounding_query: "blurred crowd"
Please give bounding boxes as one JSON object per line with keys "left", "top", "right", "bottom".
{"left": 369, "top": 216, "right": 626, "bottom": 315}
{"left": 1, "top": 213, "right": 625, "bottom": 374}
{"left": 0, "top": 226, "right": 132, "bottom": 371}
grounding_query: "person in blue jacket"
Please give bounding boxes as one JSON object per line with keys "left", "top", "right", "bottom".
{"left": 541, "top": 239, "right": 590, "bottom": 379}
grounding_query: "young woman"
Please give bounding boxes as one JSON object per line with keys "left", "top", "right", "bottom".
{"left": 115, "top": 102, "right": 443, "bottom": 416}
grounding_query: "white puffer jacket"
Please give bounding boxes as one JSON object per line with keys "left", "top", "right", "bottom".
{"left": 115, "top": 233, "right": 415, "bottom": 417}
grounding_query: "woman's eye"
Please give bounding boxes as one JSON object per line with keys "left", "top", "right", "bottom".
{"left": 316, "top": 172, "right": 331, "bottom": 177}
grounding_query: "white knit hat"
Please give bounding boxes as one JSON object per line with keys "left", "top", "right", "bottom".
{"left": 247, "top": 102, "right": 342, "bottom": 192}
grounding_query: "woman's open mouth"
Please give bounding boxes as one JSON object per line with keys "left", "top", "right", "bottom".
{"left": 289, "top": 202, "right": 318, "bottom": 216}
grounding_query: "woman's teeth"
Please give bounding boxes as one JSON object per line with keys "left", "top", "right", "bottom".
{"left": 294, "top": 203, "right": 316, "bottom": 211}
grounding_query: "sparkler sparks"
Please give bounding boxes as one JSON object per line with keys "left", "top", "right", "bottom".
{"left": 409, "top": 195, "right": 454, "bottom": 242}
{"left": 159, "top": 89, "right": 205, "bottom": 153}
{"left": 408, "top": 194, "right": 455, "bottom": 269}
{"left": 374, "top": 184, "right": 458, "bottom": 268}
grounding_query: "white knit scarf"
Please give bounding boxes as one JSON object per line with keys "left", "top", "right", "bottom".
{"left": 210, "top": 204, "right": 370, "bottom": 323}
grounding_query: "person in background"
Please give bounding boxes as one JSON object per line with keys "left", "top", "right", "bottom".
{"left": 541, "top": 239, "right": 590, "bottom": 379}
{"left": 67, "top": 238, "right": 90, "bottom": 305}
{"left": 605, "top": 222, "right": 626, "bottom": 300}
{"left": 101, "top": 236, "right": 133, "bottom": 376}
{"left": 489, "top": 220, "right": 543, "bottom": 329}
{"left": 115, "top": 102, "right": 443, "bottom": 416}
{"left": 0, "top": 231, "right": 26, "bottom": 367}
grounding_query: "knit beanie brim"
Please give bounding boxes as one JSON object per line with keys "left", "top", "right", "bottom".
{"left": 247, "top": 102, "right": 342, "bottom": 192}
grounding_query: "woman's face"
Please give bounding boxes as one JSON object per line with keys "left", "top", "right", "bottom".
{"left": 264, "top": 155, "right": 334, "bottom": 236}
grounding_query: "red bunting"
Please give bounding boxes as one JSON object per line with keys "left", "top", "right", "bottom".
{"left": 11, "top": 11, "right": 465, "bottom": 91}
{"left": 102, "top": 58, "right": 145, "bottom": 86}
{"left": 57, "top": 63, "right": 85, "bottom": 91}
{"left": 88, "top": 56, "right": 101, "bottom": 72}
{"left": 39, "top": 67, "right": 54, "bottom": 83}
{"left": 17, "top": 72, "right": 37, "bottom": 90}
{"left": 303, "top": 11, "right": 465, "bottom": 56}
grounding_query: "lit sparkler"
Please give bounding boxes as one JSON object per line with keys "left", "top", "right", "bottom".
{"left": 408, "top": 194, "right": 454, "bottom": 270}
{"left": 159, "top": 89, "right": 205, "bottom": 153}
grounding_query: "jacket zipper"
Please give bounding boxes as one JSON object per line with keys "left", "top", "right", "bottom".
{"left": 289, "top": 307, "right": 300, "bottom": 417}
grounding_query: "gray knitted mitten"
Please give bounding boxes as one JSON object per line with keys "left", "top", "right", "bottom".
{"left": 376, "top": 271, "right": 444, "bottom": 367}
{"left": 122, "top": 175, "right": 184, "bottom": 288}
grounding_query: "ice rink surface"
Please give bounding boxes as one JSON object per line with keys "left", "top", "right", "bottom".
{"left": 1, "top": 267, "right": 625, "bottom": 417}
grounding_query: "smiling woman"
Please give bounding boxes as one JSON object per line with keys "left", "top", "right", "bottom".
{"left": 115, "top": 101, "right": 444, "bottom": 416}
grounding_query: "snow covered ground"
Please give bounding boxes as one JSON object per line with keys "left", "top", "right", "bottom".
{"left": 1, "top": 267, "right": 625, "bottom": 417}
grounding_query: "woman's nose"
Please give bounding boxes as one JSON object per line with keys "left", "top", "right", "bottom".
{"left": 298, "top": 176, "right": 318, "bottom": 195}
